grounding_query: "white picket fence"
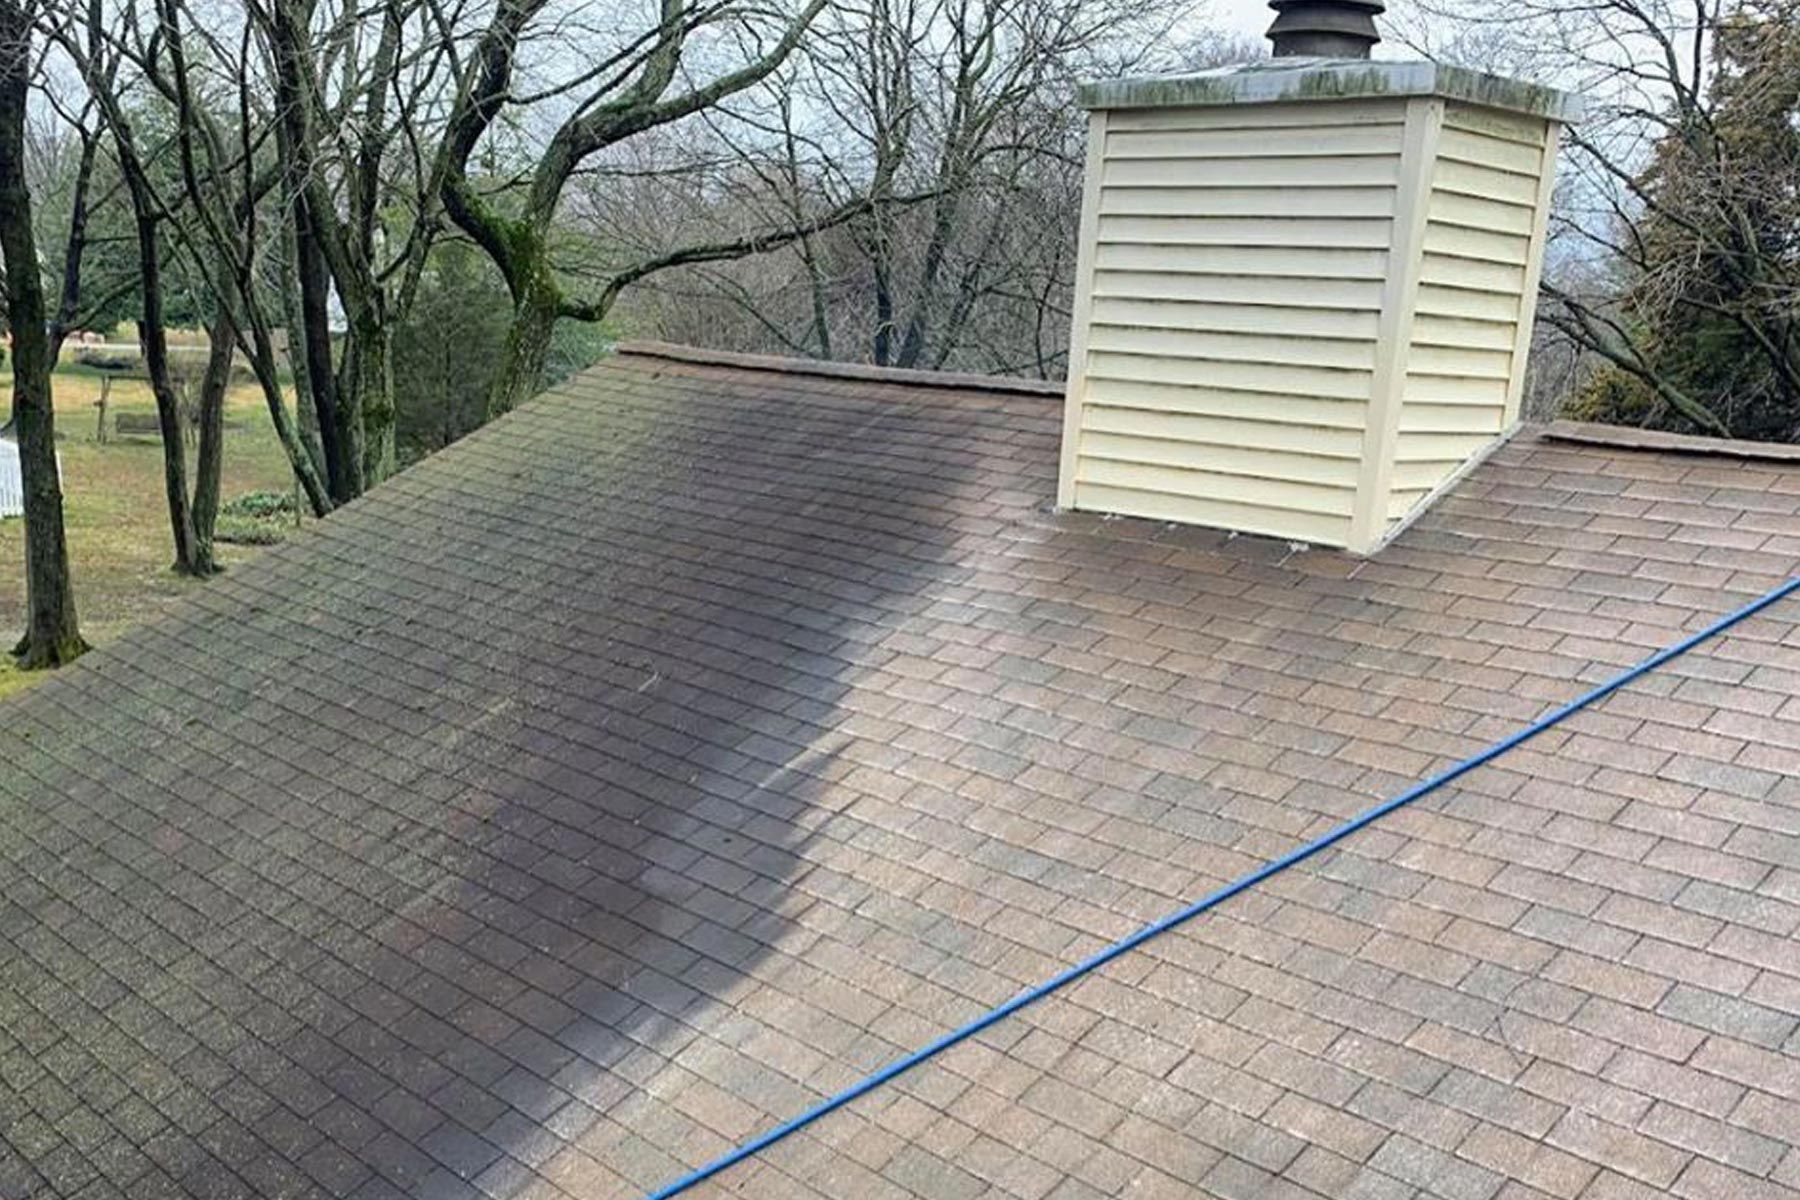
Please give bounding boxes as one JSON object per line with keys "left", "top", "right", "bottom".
{"left": 0, "top": 437, "right": 23, "bottom": 519}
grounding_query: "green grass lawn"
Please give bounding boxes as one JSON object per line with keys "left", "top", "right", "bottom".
{"left": 1, "top": 366, "right": 303, "bottom": 699}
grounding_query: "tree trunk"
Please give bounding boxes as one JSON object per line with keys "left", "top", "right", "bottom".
{"left": 238, "top": 312, "right": 335, "bottom": 518}
{"left": 269, "top": 0, "right": 360, "bottom": 503}
{"left": 189, "top": 308, "right": 232, "bottom": 575}
{"left": 134, "top": 210, "right": 201, "bottom": 574}
{"left": 105, "top": 85, "right": 204, "bottom": 576}
{"left": 347, "top": 314, "right": 394, "bottom": 484}
{"left": 800, "top": 233, "right": 832, "bottom": 359}
{"left": 871, "top": 223, "right": 896, "bottom": 367}
{"left": 277, "top": 216, "right": 329, "bottom": 481}
{"left": 896, "top": 190, "right": 961, "bottom": 369}
{"left": 47, "top": 131, "right": 97, "bottom": 366}
{"left": 293, "top": 192, "right": 356, "bottom": 501}
{"left": 0, "top": 6, "right": 87, "bottom": 667}
{"left": 486, "top": 251, "right": 560, "bottom": 417}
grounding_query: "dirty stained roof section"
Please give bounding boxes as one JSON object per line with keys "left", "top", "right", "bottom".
{"left": 1, "top": 343, "right": 1797, "bottom": 1200}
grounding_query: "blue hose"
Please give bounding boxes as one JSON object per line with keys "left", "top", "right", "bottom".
{"left": 644, "top": 574, "right": 1800, "bottom": 1199}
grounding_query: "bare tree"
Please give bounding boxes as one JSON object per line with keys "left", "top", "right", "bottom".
{"left": 1409, "top": 0, "right": 1799, "bottom": 439}
{"left": 436, "top": 0, "right": 927, "bottom": 414}
{"left": 255, "top": 0, "right": 448, "bottom": 495}
{"left": 49, "top": 0, "right": 246, "bottom": 570}
{"left": 603, "top": 0, "right": 1220, "bottom": 378}
{"left": 50, "top": 0, "right": 443, "bottom": 516}
{"left": 32, "top": 95, "right": 107, "bottom": 362}
{"left": 106, "top": 0, "right": 338, "bottom": 515}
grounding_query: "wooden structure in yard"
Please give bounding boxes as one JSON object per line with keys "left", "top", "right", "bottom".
{"left": 1057, "top": 58, "right": 1581, "bottom": 554}
{"left": 113, "top": 412, "right": 165, "bottom": 439}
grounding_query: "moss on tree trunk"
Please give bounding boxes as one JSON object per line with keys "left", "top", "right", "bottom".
{"left": 348, "top": 316, "right": 395, "bottom": 485}
{"left": 486, "top": 246, "right": 562, "bottom": 418}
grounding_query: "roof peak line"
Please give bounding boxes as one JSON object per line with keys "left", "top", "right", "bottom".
{"left": 1542, "top": 418, "right": 1800, "bottom": 464}
{"left": 613, "top": 341, "right": 1065, "bottom": 399}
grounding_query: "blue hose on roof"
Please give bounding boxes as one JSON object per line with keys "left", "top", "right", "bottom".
{"left": 644, "top": 574, "right": 1800, "bottom": 1200}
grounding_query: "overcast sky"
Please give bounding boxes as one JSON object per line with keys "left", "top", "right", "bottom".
{"left": 1213, "top": 0, "right": 1274, "bottom": 44}
{"left": 1202, "top": 1, "right": 1421, "bottom": 62}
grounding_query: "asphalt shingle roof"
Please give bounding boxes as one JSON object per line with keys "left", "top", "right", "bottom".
{"left": 1, "top": 344, "right": 1797, "bottom": 1200}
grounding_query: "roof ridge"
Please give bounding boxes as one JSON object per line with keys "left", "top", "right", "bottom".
{"left": 614, "top": 340, "right": 1066, "bottom": 399}
{"left": 1542, "top": 418, "right": 1800, "bottom": 463}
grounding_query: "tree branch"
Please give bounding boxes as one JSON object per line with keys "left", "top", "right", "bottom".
{"left": 565, "top": 189, "right": 935, "bottom": 322}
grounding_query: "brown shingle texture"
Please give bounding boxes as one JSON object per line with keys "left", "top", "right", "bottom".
{"left": 1, "top": 348, "right": 1797, "bottom": 1200}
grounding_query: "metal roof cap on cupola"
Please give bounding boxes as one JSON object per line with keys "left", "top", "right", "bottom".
{"left": 1056, "top": 1, "right": 1582, "bottom": 555}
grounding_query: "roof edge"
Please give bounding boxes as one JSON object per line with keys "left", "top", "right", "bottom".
{"left": 1078, "top": 59, "right": 1583, "bottom": 123}
{"left": 614, "top": 341, "right": 1065, "bottom": 398}
{"left": 1541, "top": 419, "right": 1800, "bottom": 463}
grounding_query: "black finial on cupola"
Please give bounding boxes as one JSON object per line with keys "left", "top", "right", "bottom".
{"left": 1266, "top": 0, "right": 1385, "bottom": 58}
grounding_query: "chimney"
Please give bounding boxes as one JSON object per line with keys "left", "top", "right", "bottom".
{"left": 1056, "top": 7, "right": 1582, "bottom": 555}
